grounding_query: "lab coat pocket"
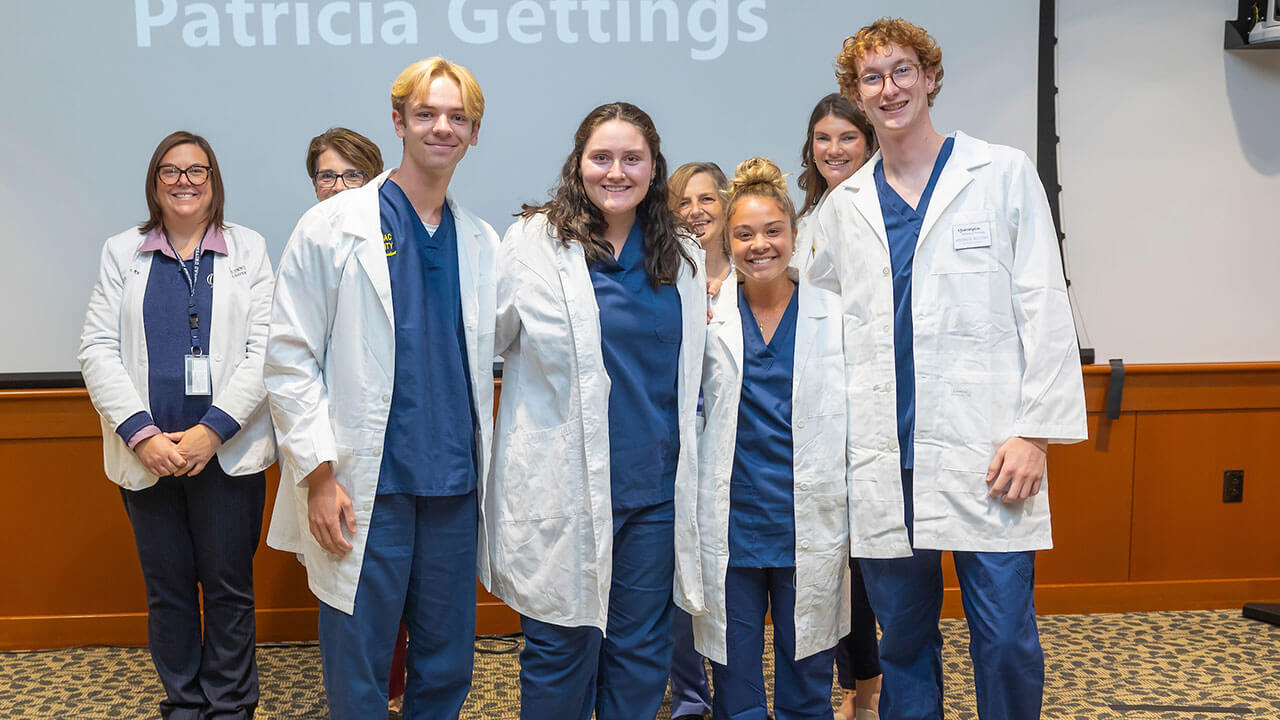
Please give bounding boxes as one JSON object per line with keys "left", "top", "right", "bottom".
{"left": 497, "top": 422, "right": 575, "bottom": 522}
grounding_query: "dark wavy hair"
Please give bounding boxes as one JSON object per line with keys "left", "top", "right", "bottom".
{"left": 139, "top": 131, "right": 226, "bottom": 235}
{"left": 520, "top": 102, "right": 694, "bottom": 288}
{"left": 797, "top": 93, "right": 877, "bottom": 215}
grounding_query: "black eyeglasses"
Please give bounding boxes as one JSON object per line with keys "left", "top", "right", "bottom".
{"left": 314, "top": 170, "right": 369, "bottom": 190}
{"left": 157, "top": 164, "right": 212, "bottom": 185}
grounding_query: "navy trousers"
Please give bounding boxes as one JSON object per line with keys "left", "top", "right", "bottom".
{"left": 834, "top": 558, "right": 881, "bottom": 689}
{"left": 519, "top": 500, "right": 676, "bottom": 720}
{"left": 710, "top": 566, "right": 836, "bottom": 720}
{"left": 119, "top": 458, "right": 265, "bottom": 720}
{"left": 317, "top": 490, "right": 478, "bottom": 720}
{"left": 669, "top": 606, "right": 712, "bottom": 718}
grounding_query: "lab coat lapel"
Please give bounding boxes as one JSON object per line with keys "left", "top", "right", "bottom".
{"left": 843, "top": 159, "right": 889, "bottom": 253}
{"left": 792, "top": 274, "right": 825, "bottom": 399}
{"left": 918, "top": 132, "right": 987, "bottom": 249}
{"left": 345, "top": 171, "right": 397, "bottom": 326}
{"left": 451, "top": 196, "right": 482, "bottom": 367}
{"left": 709, "top": 274, "right": 743, "bottom": 379}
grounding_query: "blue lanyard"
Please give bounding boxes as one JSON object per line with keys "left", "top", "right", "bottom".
{"left": 163, "top": 233, "right": 205, "bottom": 355}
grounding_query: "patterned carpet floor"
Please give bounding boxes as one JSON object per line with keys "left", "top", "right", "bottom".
{"left": 2, "top": 610, "right": 1277, "bottom": 719}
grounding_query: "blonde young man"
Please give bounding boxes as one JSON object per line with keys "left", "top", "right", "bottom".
{"left": 265, "top": 58, "right": 498, "bottom": 719}
{"left": 807, "top": 19, "right": 1087, "bottom": 720}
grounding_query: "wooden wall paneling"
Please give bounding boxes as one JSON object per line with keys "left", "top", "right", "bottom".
{"left": 1037, "top": 412, "right": 1137, "bottom": 584}
{"left": 1129, "top": 409, "right": 1280, "bottom": 582}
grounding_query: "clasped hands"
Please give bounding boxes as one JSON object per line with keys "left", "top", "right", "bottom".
{"left": 135, "top": 424, "right": 222, "bottom": 477}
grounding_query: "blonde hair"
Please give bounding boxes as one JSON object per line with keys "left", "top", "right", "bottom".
{"left": 835, "top": 17, "right": 944, "bottom": 106}
{"left": 390, "top": 57, "right": 485, "bottom": 122}
{"left": 721, "top": 157, "right": 797, "bottom": 260}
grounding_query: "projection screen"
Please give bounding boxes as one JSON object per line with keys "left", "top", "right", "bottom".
{"left": 0, "top": 0, "right": 1039, "bottom": 375}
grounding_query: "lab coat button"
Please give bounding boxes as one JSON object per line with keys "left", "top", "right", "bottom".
{"left": 381, "top": 394, "right": 391, "bottom": 403}
{"left": 800, "top": 540, "right": 810, "bottom": 550}
{"left": 882, "top": 267, "right": 890, "bottom": 276}
{"left": 796, "top": 419, "right": 806, "bottom": 429}
{"left": 883, "top": 325, "right": 891, "bottom": 333}
{"left": 799, "top": 482, "right": 810, "bottom": 491}
{"left": 214, "top": 353, "right": 223, "bottom": 362}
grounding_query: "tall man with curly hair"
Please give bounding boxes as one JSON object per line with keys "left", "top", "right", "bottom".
{"left": 807, "top": 18, "right": 1087, "bottom": 720}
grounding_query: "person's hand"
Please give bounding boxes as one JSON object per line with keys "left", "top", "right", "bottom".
{"left": 135, "top": 433, "right": 185, "bottom": 477}
{"left": 166, "top": 425, "right": 223, "bottom": 476}
{"left": 707, "top": 275, "right": 725, "bottom": 299}
{"left": 306, "top": 464, "right": 356, "bottom": 556}
{"left": 986, "top": 437, "right": 1048, "bottom": 503}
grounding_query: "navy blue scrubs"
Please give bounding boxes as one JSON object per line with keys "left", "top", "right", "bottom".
{"left": 118, "top": 229, "right": 265, "bottom": 720}
{"left": 859, "top": 138, "right": 1044, "bottom": 720}
{"left": 317, "top": 181, "right": 479, "bottom": 720}
{"left": 710, "top": 283, "right": 836, "bottom": 720}
{"left": 520, "top": 222, "right": 683, "bottom": 720}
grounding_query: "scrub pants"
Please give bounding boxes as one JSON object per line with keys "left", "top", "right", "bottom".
{"left": 520, "top": 499, "right": 676, "bottom": 720}
{"left": 119, "top": 458, "right": 265, "bottom": 720}
{"left": 711, "top": 567, "right": 837, "bottom": 720}
{"left": 318, "top": 490, "right": 477, "bottom": 720}
{"left": 859, "top": 470, "right": 1043, "bottom": 720}
{"left": 834, "top": 558, "right": 881, "bottom": 689}
{"left": 670, "top": 607, "right": 713, "bottom": 718}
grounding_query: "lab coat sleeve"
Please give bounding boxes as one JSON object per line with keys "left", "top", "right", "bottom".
{"left": 79, "top": 237, "right": 148, "bottom": 431}
{"left": 1007, "top": 152, "right": 1088, "bottom": 444}
{"left": 264, "top": 212, "right": 341, "bottom": 485}
{"left": 212, "top": 229, "right": 274, "bottom": 425}
{"left": 493, "top": 220, "right": 527, "bottom": 358}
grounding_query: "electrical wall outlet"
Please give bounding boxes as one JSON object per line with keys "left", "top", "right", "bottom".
{"left": 1223, "top": 470, "right": 1244, "bottom": 503}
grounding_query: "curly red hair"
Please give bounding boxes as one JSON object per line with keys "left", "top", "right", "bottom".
{"left": 835, "top": 17, "right": 944, "bottom": 106}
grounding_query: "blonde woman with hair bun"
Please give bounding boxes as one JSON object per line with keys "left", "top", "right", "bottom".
{"left": 693, "top": 157, "right": 850, "bottom": 719}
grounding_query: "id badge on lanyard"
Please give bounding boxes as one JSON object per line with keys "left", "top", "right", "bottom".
{"left": 167, "top": 235, "right": 212, "bottom": 396}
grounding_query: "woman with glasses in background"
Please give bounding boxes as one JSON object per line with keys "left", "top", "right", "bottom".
{"left": 302, "top": 125, "right": 409, "bottom": 716}
{"left": 306, "top": 127, "right": 384, "bottom": 202}
{"left": 79, "top": 131, "right": 276, "bottom": 720}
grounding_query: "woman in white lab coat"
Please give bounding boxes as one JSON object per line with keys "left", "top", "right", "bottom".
{"left": 795, "top": 93, "right": 884, "bottom": 720}
{"left": 693, "top": 157, "right": 849, "bottom": 719}
{"left": 487, "top": 101, "right": 706, "bottom": 720}
{"left": 79, "top": 130, "right": 275, "bottom": 720}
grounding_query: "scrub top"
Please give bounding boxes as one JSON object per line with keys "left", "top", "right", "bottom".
{"left": 377, "top": 179, "right": 478, "bottom": 497}
{"left": 728, "top": 282, "right": 800, "bottom": 568}
{"left": 874, "top": 135, "right": 955, "bottom": 470}
{"left": 589, "top": 221, "right": 683, "bottom": 511}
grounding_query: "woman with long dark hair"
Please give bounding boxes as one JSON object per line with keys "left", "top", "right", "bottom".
{"left": 797, "top": 93, "right": 884, "bottom": 720}
{"left": 485, "top": 102, "right": 706, "bottom": 720}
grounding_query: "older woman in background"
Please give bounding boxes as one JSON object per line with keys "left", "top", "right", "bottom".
{"left": 306, "top": 126, "right": 384, "bottom": 202}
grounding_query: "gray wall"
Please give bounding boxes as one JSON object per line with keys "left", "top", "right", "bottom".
{"left": 1058, "top": 0, "right": 1280, "bottom": 363}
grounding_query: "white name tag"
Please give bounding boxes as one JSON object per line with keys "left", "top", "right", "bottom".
{"left": 952, "top": 221, "right": 992, "bottom": 249}
{"left": 185, "top": 354, "right": 212, "bottom": 396}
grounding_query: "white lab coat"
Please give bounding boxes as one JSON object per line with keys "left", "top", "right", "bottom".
{"left": 807, "top": 131, "right": 1087, "bottom": 557}
{"left": 485, "top": 213, "right": 706, "bottom": 630}
{"left": 692, "top": 270, "right": 850, "bottom": 664}
{"left": 79, "top": 224, "right": 277, "bottom": 490}
{"left": 264, "top": 170, "right": 498, "bottom": 614}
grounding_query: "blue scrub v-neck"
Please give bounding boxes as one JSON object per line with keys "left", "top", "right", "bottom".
{"left": 874, "top": 135, "right": 955, "bottom": 470}
{"left": 589, "top": 221, "right": 683, "bottom": 511}
{"left": 729, "top": 281, "right": 799, "bottom": 568}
